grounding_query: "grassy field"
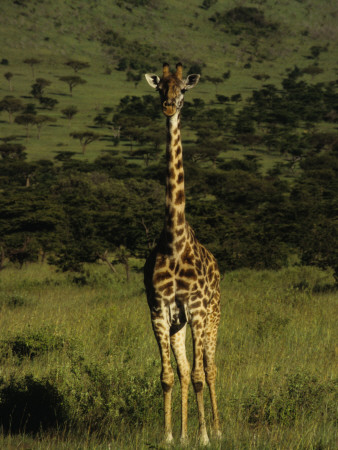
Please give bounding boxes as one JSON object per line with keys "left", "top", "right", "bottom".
{"left": 0, "top": 262, "right": 336, "bottom": 448}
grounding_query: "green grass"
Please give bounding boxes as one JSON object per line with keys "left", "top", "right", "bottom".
{"left": 0, "top": 262, "right": 336, "bottom": 448}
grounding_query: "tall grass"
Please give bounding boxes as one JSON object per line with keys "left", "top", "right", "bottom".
{"left": 0, "top": 262, "right": 336, "bottom": 448}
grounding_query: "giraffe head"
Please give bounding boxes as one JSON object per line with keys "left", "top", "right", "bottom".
{"left": 145, "top": 63, "right": 200, "bottom": 117}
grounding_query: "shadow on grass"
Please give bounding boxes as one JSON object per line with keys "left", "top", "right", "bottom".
{"left": 0, "top": 375, "right": 69, "bottom": 435}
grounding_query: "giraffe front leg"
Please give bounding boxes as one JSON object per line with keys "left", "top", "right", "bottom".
{"left": 170, "top": 324, "right": 190, "bottom": 444}
{"left": 162, "top": 371, "right": 174, "bottom": 444}
{"left": 191, "top": 318, "right": 209, "bottom": 446}
{"left": 152, "top": 317, "right": 175, "bottom": 443}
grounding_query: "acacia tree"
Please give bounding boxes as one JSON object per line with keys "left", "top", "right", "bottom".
{"left": 34, "top": 115, "right": 56, "bottom": 139}
{"left": 15, "top": 114, "right": 36, "bottom": 138}
{"left": 39, "top": 97, "right": 58, "bottom": 110}
{"left": 23, "top": 58, "right": 41, "bottom": 78}
{"left": 59, "top": 76, "right": 86, "bottom": 96}
{"left": 61, "top": 106, "right": 78, "bottom": 125}
{"left": 4, "top": 72, "right": 13, "bottom": 91}
{"left": 70, "top": 131, "right": 100, "bottom": 153}
{"left": 31, "top": 78, "right": 51, "bottom": 99}
{"left": 205, "top": 75, "right": 223, "bottom": 93}
{"left": 64, "top": 60, "right": 90, "bottom": 73}
{"left": 0, "top": 96, "right": 23, "bottom": 123}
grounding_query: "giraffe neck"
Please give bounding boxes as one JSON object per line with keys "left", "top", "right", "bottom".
{"left": 165, "top": 113, "right": 186, "bottom": 254}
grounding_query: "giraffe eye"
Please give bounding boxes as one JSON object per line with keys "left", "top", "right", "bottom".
{"left": 181, "top": 88, "right": 186, "bottom": 94}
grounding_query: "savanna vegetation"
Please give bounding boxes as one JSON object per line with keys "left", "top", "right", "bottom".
{"left": 0, "top": 0, "right": 337, "bottom": 447}
{"left": 0, "top": 264, "right": 337, "bottom": 448}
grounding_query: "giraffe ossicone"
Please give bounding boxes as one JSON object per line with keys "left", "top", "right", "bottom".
{"left": 144, "top": 63, "right": 221, "bottom": 445}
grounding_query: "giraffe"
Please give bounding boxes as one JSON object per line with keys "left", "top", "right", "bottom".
{"left": 144, "top": 63, "right": 221, "bottom": 445}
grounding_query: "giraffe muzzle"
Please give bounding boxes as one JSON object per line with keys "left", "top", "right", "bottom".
{"left": 163, "top": 101, "right": 176, "bottom": 117}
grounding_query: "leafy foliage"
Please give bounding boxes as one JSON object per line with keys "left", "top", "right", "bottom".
{"left": 240, "top": 372, "right": 337, "bottom": 426}
{"left": 209, "top": 6, "right": 279, "bottom": 36}
{"left": 4, "top": 326, "right": 65, "bottom": 360}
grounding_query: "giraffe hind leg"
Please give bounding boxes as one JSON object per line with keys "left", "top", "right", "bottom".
{"left": 152, "top": 315, "right": 175, "bottom": 443}
{"left": 190, "top": 314, "right": 209, "bottom": 445}
{"left": 204, "top": 291, "right": 221, "bottom": 438}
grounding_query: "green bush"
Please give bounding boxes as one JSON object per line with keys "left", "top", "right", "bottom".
{"left": 4, "top": 326, "right": 66, "bottom": 360}
{"left": 0, "top": 375, "right": 69, "bottom": 434}
{"left": 209, "top": 6, "right": 279, "bottom": 35}
{"left": 240, "top": 372, "right": 337, "bottom": 427}
{"left": 0, "top": 295, "right": 31, "bottom": 309}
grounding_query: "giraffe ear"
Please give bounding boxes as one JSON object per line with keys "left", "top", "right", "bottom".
{"left": 184, "top": 74, "right": 200, "bottom": 90}
{"left": 145, "top": 73, "right": 160, "bottom": 89}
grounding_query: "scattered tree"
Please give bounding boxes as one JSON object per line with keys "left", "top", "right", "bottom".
{"left": 188, "top": 63, "right": 204, "bottom": 75}
{"left": 39, "top": 97, "right": 58, "bottom": 110}
{"left": 23, "top": 58, "right": 41, "bottom": 78}
{"left": 253, "top": 73, "right": 270, "bottom": 81}
{"left": 70, "top": 131, "right": 100, "bottom": 153}
{"left": 34, "top": 115, "right": 56, "bottom": 139}
{"left": 200, "top": 0, "right": 218, "bottom": 10}
{"left": 222, "top": 70, "right": 231, "bottom": 80}
{"left": 308, "top": 44, "right": 328, "bottom": 60}
{"left": 31, "top": 78, "right": 51, "bottom": 99}
{"left": 301, "top": 65, "right": 324, "bottom": 80}
{"left": 64, "top": 60, "right": 90, "bottom": 73}
{"left": 0, "top": 96, "right": 23, "bottom": 123}
{"left": 59, "top": 76, "right": 86, "bottom": 96}
{"left": 61, "top": 106, "right": 78, "bottom": 124}
{"left": 216, "top": 94, "right": 229, "bottom": 103}
{"left": 22, "top": 103, "right": 36, "bottom": 115}
{"left": 94, "top": 114, "right": 108, "bottom": 128}
{"left": 231, "top": 93, "right": 242, "bottom": 103}
{"left": 14, "top": 114, "right": 36, "bottom": 138}
{"left": 4, "top": 72, "right": 13, "bottom": 91}
{"left": 205, "top": 75, "right": 223, "bottom": 93}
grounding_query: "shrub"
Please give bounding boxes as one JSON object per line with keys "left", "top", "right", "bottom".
{"left": 0, "top": 295, "right": 30, "bottom": 309}
{"left": 4, "top": 326, "right": 66, "bottom": 360}
{"left": 240, "top": 372, "right": 337, "bottom": 426}
{"left": 209, "top": 6, "right": 278, "bottom": 36}
{"left": 0, "top": 375, "right": 69, "bottom": 434}
{"left": 62, "top": 353, "right": 162, "bottom": 436}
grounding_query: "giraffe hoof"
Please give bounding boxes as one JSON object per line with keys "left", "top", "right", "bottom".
{"left": 164, "top": 432, "right": 174, "bottom": 444}
{"left": 180, "top": 436, "right": 188, "bottom": 446}
{"left": 198, "top": 433, "right": 210, "bottom": 446}
{"left": 212, "top": 429, "right": 222, "bottom": 440}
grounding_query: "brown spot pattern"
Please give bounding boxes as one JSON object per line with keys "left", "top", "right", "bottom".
{"left": 176, "top": 172, "right": 184, "bottom": 184}
{"left": 175, "top": 190, "right": 185, "bottom": 205}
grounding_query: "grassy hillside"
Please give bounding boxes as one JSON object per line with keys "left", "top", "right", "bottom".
{"left": 0, "top": 0, "right": 337, "bottom": 163}
{"left": 0, "top": 263, "right": 336, "bottom": 448}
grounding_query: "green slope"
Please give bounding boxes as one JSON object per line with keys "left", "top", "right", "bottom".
{"left": 0, "top": 0, "right": 337, "bottom": 161}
